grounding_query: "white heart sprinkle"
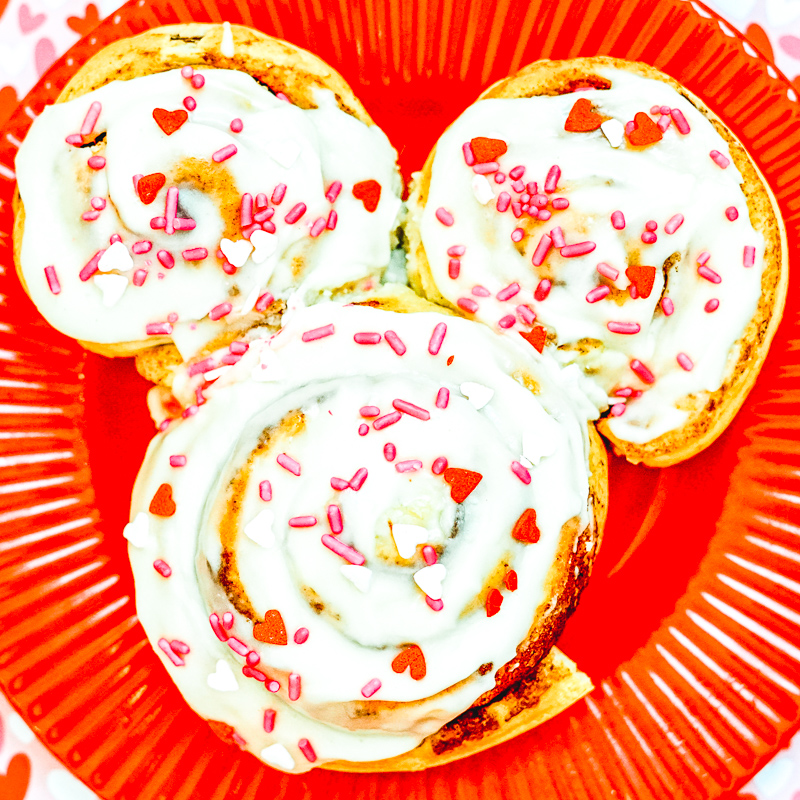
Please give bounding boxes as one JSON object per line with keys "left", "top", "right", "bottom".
{"left": 221, "top": 20, "right": 235, "bottom": 57}
{"left": 250, "top": 229, "right": 278, "bottom": 264}
{"left": 97, "top": 240, "right": 133, "bottom": 273}
{"left": 46, "top": 769, "right": 98, "bottom": 800}
{"left": 260, "top": 742, "right": 296, "bottom": 771}
{"left": 341, "top": 564, "right": 372, "bottom": 593}
{"left": 220, "top": 237, "right": 254, "bottom": 268}
{"left": 8, "top": 711, "right": 35, "bottom": 744}
{"left": 237, "top": 285, "right": 261, "bottom": 316}
{"left": 244, "top": 509, "right": 275, "bottom": 548}
{"left": 471, "top": 174, "right": 495, "bottom": 205}
{"left": 413, "top": 563, "right": 446, "bottom": 600}
{"left": 207, "top": 659, "right": 238, "bottom": 692}
{"left": 123, "top": 512, "right": 151, "bottom": 548}
{"left": 391, "top": 523, "right": 428, "bottom": 559}
{"left": 204, "top": 365, "right": 234, "bottom": 382}
{"left": 460, "top": 382, "right": 494, "bottom": 410}
{"left": 94, "top": 273, "right": 128, "bottom": 307}
{"left": 601, "top": 119, "right": 625, "bottom": 148}
{"left": 521, "top": 422, "right": 559, "bottom": 467}
{"left": 268, "top": 140, "right": 301, "bottom": 168}
{"left": 251, "top": 345, "right": 285, "bottom": 382}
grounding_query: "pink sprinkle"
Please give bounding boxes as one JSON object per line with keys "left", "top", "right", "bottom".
{"left": 511, "top": 461, "right": 531, "bottom": 484}
{"left": 616, "top": 387, "right": 633, "bottom": 397}
{"left": 532, "top": 234, "right": 553, "bottom": 266}
{"left": 240, "top": 193, "right": 254, "bottom": 227}
{"left": 664, "top": 214, "right": 684, "bottom": 234}
{"left": 677, "top": 352, "right": 694, "bottom": 371}
{"left": 191, "top": 73, "right": 205, "bottom": 89}
{"left": 288, "top": 673, "right": 301, "bottom": 701}
{"left": 321, "top": 534, "right": 366, "bottom": 565}
{"left": 182, "top": 247, "right": 208, "bottom": 261}
{"left": 511, "top": 228, "right": 524, "bottom": 243}
{"left": 507, "top": 166, "right": 524, "bottom": 180}
{"left": 448, "top": 259, "right": 461, "bottom": 279}
{"left": 358, "top": 423, "right": 369, "bottom": 436}
{"left": 611, "top": 211, "right": 626, "bottom": 230}
{"left": 435, "top": 387, "right": 450, "bottom": 409}
{"left": 710, "top": 150, "right": 730, "bottom": 169}
{"left": 327, "top": 505, "right": 343, "bottom": 534}
{"left": 544, "top": 165, "right": 561, "bottom": 193}
{"left": 428, "top": 322, "right": 447, "bottom": 355}
{"left": 471, "top": 285, "right": 491, "bottom": 297}
{"left": 187, "top": 357, "right": 213, "bottom": 377}
{"left": 267, "top": 680, "right": 280, "bottom": 693}
{"left": 331, "top": 477, "right": 350, "bottom": 491}
{"left": 645, "top": 220, "right": 658, "bottom": 232}
{"left": 586, "top": 286, "right": 610, "bottom": 303}
{"left": 65, "top": 133, "right": 83, "bottom": 146}
{"left": 531, "top": 193, "right": 548, "bottom": 209}
{"left": 256, "top": 292, "right": 275, "bottom": 312}
{"left": 607, "top": 321, "right": 641, "bottom": 334}
{"left": 625, "top": 121, "right": 635, "bottom": 134}
{"left": 277, "top": 453, "right": 301, "bottom": 476}
{"left": 182, "top": 405, "right": 198, "bottom": 418}
{"left": 373, "top": 411, "right": 402, "bottom": 430}
{"left": 310, "top": 217, "right": 327, "bottom": 237}
{"left": 550, "top": 227, "right": 566, "bottom": 249}
{"left": 630, "top": 359, "right": 656, "bottom": 384}
{"left": 498, "top": 315, "right": 516, "bottom": 329}
{"left": 168, "top": 312, "right": 179, "bottom": 325}
{"left": 263, "top": 710, "right": 276, "bottom": 733}
{"left": 133, "top": 269, "right": 147, "bottom": 286}
{"left": 80, "top": 101, "right": 102, "bottom": 135}
{"left": 361, "top": 678, "right": 382, "bottom": 698}
{"left": 473, "top": 161, "right": 499, "bottom": 175}
{"left": 393, "top": 399, "right": 430, "bottom": 420}
{"left": 384, "top": 330, "right": 406, "bottom": 355}
{"left": 243, "top": 666, "right": 267, "bottom": 682}
{"left": 495, "top": 172, "right": 506, "bottom": 183}
{"left": 446, "top": 245, "right": 466, "bottom": 258}
{"left": 169, "top": 455, "right": 187, "bottom": 467}
{"left": 516, "top": 305, "right": 535, "bottom": 324}
{"left": 726, "top": 206, "right": 739, "bottom": 221}
{"left": 661, "top": 297, "right": 675, "bottom": 316}
{"left": 209, "top": 613, "right": 228, "bottom": 642}
{"left": 552, "top": 197, "right": 569, "bottom": 210}
{"left": 458, "top": 297, "right": 479, "bottom": 314}
{"left": 294, "top": 628, "right": 309, "bottom": 644}
{"left": 432, "top": 456, "right": 448, "bottom": 475}
{"left": 538, "top": 209, "right": 552, "bottom": 221}
{"left": 89, "top": 196, "right": 106, "bottom": 211}
{"left": 698, "top": 265, "right": 721, "bottom": 284}
{"left": 534, "top": 279, "right": 552, "bottom": 301}
{"left": 360, "top": 406, "right": 380, "bottom": 417}
{"left": 183, "top": 96, "right": 196, "bottom": 111}
{"left": 173, "top": 217, "right": 196, "bottom": 231}
{"left": 660, "top": 105, "right": 671, "bottom": 115}
{"left": 298, "top": 738, "right": 316, "bottom": 762}
{"left": 641, "top": 232, "right": 657, "bottom": 244}
{"left": 212, "top": 144, "right": 237, "bottom": 163}
{"left": 349, "top": 468, "right": 368, "bottom": 491}
{"left": 44, "top": 266, "right": 61, "bottom": 295}
{"left": 511, "top": 180, "right": 525, "bottom": 192}
{"left": 227, "top": 637, "right": 249, "bottom": 657}
{"left": 131, "top": 240, "right": 152, "bottom": 255}
{"left": 354, "top": 332, "right": 382, "bottom": 345}
{"left": 671, "top": 108, "right": 690, "bottom": 134}
{"left": 110, "top": 233, "right": 122, "bottom": 244}
{"left": 396, "top": 459, "right": 423, "bottom": 473}
{"left": 426, "top": 597, "right": 444, "bottom": 612}
{"left": 153, "top": 559, "right": 172, "bottom": 577}
{"left": 462, "top": 141, "right": 476, "bottom": 165}
{"left": 302, "top": 324, "right": 335, "bottom": 342}
{"left": 496, "top": 192, "right": 511, "bottom": 212}
{"left": 230, "top": 118, "right": 243, "bottom": 133}
{"left": 705, "top": 298, "right": 720, "bottom": 313}
{"left": 259, "top": 480, "right": 272, "bottom": 501}
{"left": 384, "top": 443, "right": 396, "bottom": 462}
{"left": 650, "top": 105, "right": 661, "bottom": 115}
{"left": 248, "top": 651, "right": 262, "bottom": 666}
{"left": 229, "top": 341, "right": 248, "bottom": 355}
{"left": 744, "top": 245, "right": 756, "bottom": 268}
{"left": 610, "top": 403, "right": 626, "bottom": 417}
{"left": 657, "top": 115, "right": 671, "bottom": 132}
{"left": 87, "top": 156, "right": 106, "bottom": 170}
{"left": 511, "top": 202, "right": 523, "bottom": 218}
{"left": 436, "top": 207, "right": 455, "bottom": 226}
{"left": 79, "top": 250, "right": 105, "bottom": 281}
{"left": 422, "top": 545, "right": 437, "bottom": 566}
{"left": 285, "top": 203, "right": 307, "bottom": 224}
{"left": 271, "top": 184, "right": 287, "bottom": 205}
{"left": 697, "top": 251, "right": 711, "bottom": 266}
{"left": 325, "top": 181, "right": 343, "bottom": 203}
{"left": 289, "top": 516, "right": 317, "bottom": 528}
{"left": 150, "top": 217, "right": 166, "bottom": 230}
{"left": 158, "top": 638, "right": 185, "bottom": 667}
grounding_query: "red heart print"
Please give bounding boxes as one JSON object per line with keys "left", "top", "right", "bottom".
{"left": 0, "top": 753, "right": 31, "bottom": 800}
{"left": 253, "top": 609, "right": 288, "bottom": 645}
{"left": 19, "top": 4, "right": 46, "bottom": 34}
{"left": 137, "top": 172, "right": 166, "bottom": 204}
{"left": 470, "top": 136, "right": 507, "bottom": 163}
{"left": 67, "top": 3, "right": 99, "bottom": 35}
{"left": 442, "top": 467, "right": 482, "bottom": 503}
{"left": 391, "top": 644, "right": 426, "bottom": 680}
{"left": 352, "top": 179, "right": 382, "bottom": 212}
{"left": 153, "top": 108, "right": 189, "bottom": 136}
{"left": 485, "top": 587, "right": 503, "bottom": 617}
{"left": 504, "top": 569, "right": 518, "bottom": 591}
{"left": 564, "top": 98, "right": 603, "bottom": 133}
{"left": 149, "top": 483, "right": 176, "bottom": 517}
{"left": 626, "top": 112, "right": 662, "bottom": 147}
{"left": 512, "top": 508, "right": 541, "bottom": 544}
{"left": 625, "top": 265, "right": 656, "bottom": 299}
{"left": 520, "top": 326, "right": 547, "bottom": 353}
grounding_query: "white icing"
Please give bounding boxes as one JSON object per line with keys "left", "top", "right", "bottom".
{"left": 16, "top": 69, "right": 402, "bottom": 347}
{"left": 220, "top": 22, "right": 235, "bottom": 58}
{"left": 128, "top": 303, "right": 595, "bottom": 772}
{"left": 414, "top": 67, "right": 767, "bottom": 444}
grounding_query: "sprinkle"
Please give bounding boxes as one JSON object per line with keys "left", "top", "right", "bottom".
{"left": 183, "top": 96, "right": 196, "bottom": 111}
{"left": 462, "top": 142, "right": 476, "bottom": 166}
{"left": 267, "top": 681, "right": 280, "bottom": 693}
{"left": 384, "top": 443, "right": 396, "bottom": 462}
{"left": 358, "top": 423, "right": 369, "bottom": 436}
{"left": 326, "top": 504, "right": 343, "bottom": 534}
{"left": 331, "top": 477, "right": 350, "bottom": 491}
{"left": 663, "top": 213, "right": 684, "bottom": 234}
{"left": 227, "top": 637, "right": 249, "bottom": 657}
{"left": 191, "top": 73, "right": 205, "bottom": 89}
{"left": 79, "top": 250, "right": 105, "bottom": 282}
{"left": 282, "top": 202, "right": 306, "bottom": 224}
{"left": 361, "top": 679, "right": 382, "bottom": 698}
{"left": 607, "top": 321, "right": 641, "bottom": 335}
{"left": 276, "top": 453, "right": 302, "bottom": 476}
{"left": 697, "top": 251, "right": 711, "bottom": 266}
{"left": 644, "top": 220, "right": 657, "bottom": 233}
{"left": 133, "top": 269, "right": 147, "bottom": 286}
{"left": 256, "top": 292, "right": 275, "bottom": 312}
{"left": 510, "top": 228, "right": 524, "bottom": 243}
{"left": 544, "top": 165, "right": 561, "bottom": 193}
{"left": 426, "top": 597, "right": 444, "bottom": 611}
{"left": 705, "top": 298, "right": 720, "bottom": 312}
{"left": 496, "top": 192, "right": 511, "bottom": 212}
{"left": 360, "top": 406, "right": 380, "bottom": 418}
{"left": 676, "top": 352, "right": 694, "bottom": 372}
{"left": 670, "top": 108, "right": 690, "bottom": 134}
{"left": 288, "top": 673, "right": 301, "bottom": 701}
{"left": 259, "top": 480, "right": 272, "bottom": 501}
{"left": 349, "top": 468, "right": 368, "bottom": 490}
{"left": 393, "top": 399, "right": 430, "bottom": 420}
{"left": 744, "top": 245, "right": 756, "bottom": 268}
{"left": 532, "top": 234, "right": 553, "bottom": 266}
{"left": 396, "top": 460, "right": 423, "bottom": 473}
{"left": 586, "top": 286, "right": 610, "bottom": 303}
{"left": 473, "top": 161, "right": 499, "bottom": 175}
{"left": 698, "top": 265, "right": 722, "bottom": 284}
{"left": 710, "top": 150, "right": 730, "bottom": 168}
{"left": 263, "top": 710, "right": 276, "bottom": 733}
{"left": 146, "top": 322, "right": 172, "bottom": 336}
{"left": 321, "top": 534, "right": 366, "bottom": 565}
{"left": 630, "top": 359, "right": 656, "bottom": 384}
{"left": 611, "top": 211, "right": 626, "bottom": 230}
{"left": 87, "top": 155, "right": 106, "bottom": 170}
{"left": 725, "top": 206, "right": 739, "bottom": 221}
{"left": 158, "top": 638, "right": 185, "bottom": 666}
{"left": 298, "top": 738, "right": 316, "bottom": 762}
{"left": 79, "top": 101, "right": 102, "bottom": 136}
{"left": 222, "top": 613, "right": 234, "bottom": 631}
{"left": 294, "top": 628, "right": 309, "bottom": 644}
{"left": 448, "top": 259, "right": 461, "bottom": 279}
{"left": 153, "top": 559, "right": 172, "bottom": 577}
{"left": 472, "top": 285, "right": 491, "bottom": 298}
{"left": 498, "top": 315, "right": 515, "bottom": 329}
{"left": 511, "top": 461, "right": 532, "bottom": 484}
{"left": 182, "top": 247, "right": 208, "bottom": 261}
{"left": 428, "top": 322, "right": 447, "bottom": 355}
{"left": 506, "top": 166, "right": 524, "bottom": 180}
{"left": 657, "top": 115, "right": 671, "bottom": 132}
{"left": 494, "top": 283, "right": 520, "bottom": 302}
{"left": 486, "top": 588, "right": 503, "bottom": 618}
{"left": 534, "top": 279, "right": 551, "bottom": 301}
{"left": 309, "top": 217, "right": 327, "bottom": 237}
{"left": 44, "top": 266, "right": 61, "bottom": 295}
{"left": 538, "top": 209, "right": 552, "bottom": 221}
{"left": 516, "top": 305, "right": 536, "bottom": 324}
{"left": 414, "top": 563, "right": 446, "bottom": 600}
{"left": 432, "top": 457, "right": 448, "bottom": 475}
{"left": 209, "top": 613, "right": 228, "bottom": 642}
{"left": 531, "top": 193, "right": 548, "bottom": 209}
{"left": 212, "top": 144, "right": 237, "bottom": 163}
{"left": 561, "top": 241, "right": 597, "bottom": 259}
{"left": 207, "top": 302, "right": 232, "bottom": 320}
{"left": 458, "top": 297, "right": 479, "bottom": 314}
{"left": 641, "top": 232, "right": 657, "bottom": 244}
{"left": 377, "top": 329, "right": 406, "bottom": 357}
{"left": 610, "top": 403, "right": 626, "bottom": 416}
{"left": 321, "top": 180, "right": 343, "bottom": 204}
{"left": 435, "top": 207, "right": 454, "bottom": 226}
{"left": 546, "top": 227, "right": 565, "bottom": 250}
{"left": 495, "top": 172, "right": 506, "bottom": 183}
{"left": 511, "top": 202, "right": 523, "bottom": 218}
{"left": 373, "top": 411, "right": 401, "bottom": 430}
{"left": 302, "top": 324, "right": 334, "bottom": 342}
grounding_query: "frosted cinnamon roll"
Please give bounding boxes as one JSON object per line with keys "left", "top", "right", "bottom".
{"left": 13, "top": 24, "right": 402, "bottom": 358}
{"left": 406, "top": 58, "right": 787, "bottom": 466}
{"left": 125, "top": 300, "right": 607, "bottom": 772}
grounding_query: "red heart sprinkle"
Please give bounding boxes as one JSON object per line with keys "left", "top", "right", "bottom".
{"left": 486, "top": 588, "right": 504, "bottom": 617}
{"left": 0, "top": 753, "right": 31, "bottom": 800}
{"left": 137, "top": 172, "right": 166, "bottom": 205}
{"left": 153, "top": 107, "right": 188, "bottom": 136}
{"left": 520, "top": 326, "right": 547, "bottom": 353}
{"left": 253, "top": 609, "right": 288, "bottom": 645}
{"left": 512, "top": 508, "right": 541, "bottom": 544}
{"left": 352, "top": 179, "right": 382, "bottom": 212}
{"left": 626, "top": 112, "right": 662, "bottom": 147}
{"left": 442, "top": 467, "right": 483, "bottom": 503}
{"left": 504, "top": 570, "right": 518, "bottom": 592}
{"left": 391, "top": 644, "right": 426, "bottom": 680}
{"left": 625, "top": 265, "right": 657, "bottom": 299}
{"left": 470, "top": 136, "right": 508, "bottom": 163}
{"left": 208, "top": 719, "right": 239, "bottom": 746}
{"left": 149, "top": 483, "right": 176, "bottom": 517}
{"left": 564, "top": 98, "right": 603, "bottom": 133}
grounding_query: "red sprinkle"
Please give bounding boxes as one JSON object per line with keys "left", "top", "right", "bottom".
{"left": 552, "top": 197, "right": 569, "bottom": 210}
{"left": 298, "top": 738, "right": 316, "bottom": 762}
{"left": 393, "top": 399, "right": 430, "bottom": 420}
{"left": 284, "top": 203, "right": 307, "bottom": 224}
{"left": 534, "top": 279, "right": 552, "bottom": 302}
{"left": 384, "top": 443, "right": 396, "bottom": 462}
{"left": 462, "top": 142, "right": 476, "bottom": 166}
{"left": 289, "top": 516, "right": 317, "bottom": 528}
{"left": 294, "top": 628, "right": 309, "bottom": 644}
{"left": 725, "top": 206, "right": 739, "bottom": 221}
{"left": 630, "top": 359, "right": 656, "bottom": 384}
{"left": 44, "top": 266, "right": 61, "bottom": 295}
{"left": 358, "top": 423, "right": 369, "bottom": 436}
{"left": 510, "top": 228, "right": 524, "bottom": 243}
{"left": 422, "top": 545, "right": 437, "bottom": 565}
{"left": 182, "top": 247, "right": 208, "bottom": 261}
{"left": 511, "top": 461, "right": 531, "bottom": 484}
{"left": 289, "top": 673, "right": 302, "bottom": 701}
{"left": 373, "top": 411, "right": 402, "bottom": 430}
{"left": 448, "top": 245, "right": 466, "bottom": 257}
{"left": 641, "top": 232, "right": 657, "bottom": 244}
{"left": 212, "top": 144, "right": 237, "bottom": 162}
{"left": 611, "top": 211, "right": 626, "bottom": 230}
{"left": 183, "top": 96, "right": 196, "bottom": 111}
{"left": 516, "top": 305, "right": 535, "bottom": 324}
{"left": 354, "top": 332, "right": 382, "bottom": 345}
{"left": 435, "top": 207, "right": 454, "bottom": 226}
{"left": 705, "top": 298, "right": 720, "bottom": 313}
{"left": 607, "top": 321, "right": 641, "bottom": 334}
{"left": 209, "top": 613, "right": 228, "bottom": 642}
{"left": 426, "top": 597, "right": 444, "bottom": 612}
{"left": 191, "top": 73, "right": 205, "bottom": 89}
{"left": 256, "top": 292, "right": 275, "bottom": 312}
{"left": 133, "top": 269, "right": 147, "bottom": 286}
{"left": 561, "top": 241, "right": 596, "bottom": 258}
{"left": 259, "top": 480, "right": 272, "bottom": 501}
{"left": 550, "top": 227, "right": 566, "bottom": 249}
{"left": 509, "top": 165, "right": 525, "bottom": 180}
{"left": 302, "top": 324, "right": 335, "bottom": 342}
{"left": 87, "top": 156, "right": 106, "bottom": 170}
{"left": 169, "top": 455, "right": 187, "bottom": 467}
{"left": 277, "top": 453, "right": 301, "bottom": 476}
{"left": 230, "top": 118, "right": 243, "bottom": 133}
{"left": 384, "top": 330, "right": 406, "bottom": 355}
{"left": 496, "top": 192, "right": 511, "bottom": 212}
{"left": 448, "top": 259, "right": 461, "bottom": 279}
{"left": 698, "top": 265, "right": 722, "bottom": 284}
{"left": 158, "top": 638, "right": 185, "bottom": 666}
{"left": 310, "top": 217, "right": 327, "bottom": 237}
{"left": 263, "top": 710, "right": 276, "bottom": 733}
{"left": 326, "top": 181, "right": 343, "bottom": 202}
{"left": 432, "top": 457, "right": 448, "bottom": 475}
{"left": 360, "top": 406, "right": 380, "bottom": 418}
{"left": 498, "top": 315, "right": 515, "bottom": 329}
{"left": 153, "top": 559, "right": 172, "bottom": 577}
{"left": 428, "top": 323, "right": 447, "bottom": 355}
{"left": 331, "top": 477, "right": 350, "bottom": 491}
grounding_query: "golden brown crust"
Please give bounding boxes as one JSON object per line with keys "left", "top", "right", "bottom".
{"left": 406, "top": 56, "right": 788, "bottom": 468}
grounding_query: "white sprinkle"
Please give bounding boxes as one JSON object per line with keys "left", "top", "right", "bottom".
{"left": 471, "top": 174, "right": 495, "bottom": 204}
{"left": 97, "top": 240, "right": 133, "bottom": 273}
{"left": 460, "top": 382, "right": 494, "bottom": 409}
{"left": 268, "top": 140, "right": 301, "bottom": 169}
{"left": 123, "top": 512, "right": 151, "bottom": 548}
{"left": 93, "top": 273, "right": 128, "bottom": 307}
{"left": 203, "top": 365, "right": 233, "bottom": 382}
{"left": 207, "top": 659, "right": 238, "bottom": 692}
{"left": 244, "top": 509, "right": 276, "bottom": 548}
{"left": 250, "top": 229, "right": 278, "bottom": 264}
{"left": 220, "top": 237, "right": 254, "bottom": 268}
{"left": 340, "top": 564, "right": 372, "bottom": 592}
{"left": 413, "top": 563, "right": 446, "bottom": 600}
{"left": 600, "top": 119, "right": 625, "bottom": 148}
{"left": 521, "top": 419, "right": 559, "bottom": 466}
{"left": 221, "top": 21, "right": 235, "bottom": 57}
{"left": 260, "top": 743, "right": 296, "bottom": 771}
{"left": 391, "top": 523, "right": 428, "bottom": 559}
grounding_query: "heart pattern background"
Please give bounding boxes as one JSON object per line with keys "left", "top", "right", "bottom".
{"left": 0, "top": 0, "right": 799, "bottom": 796}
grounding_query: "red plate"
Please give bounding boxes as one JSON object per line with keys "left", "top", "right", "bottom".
{"left": 0, "top": 0, "right": 799, "bottom": 797}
